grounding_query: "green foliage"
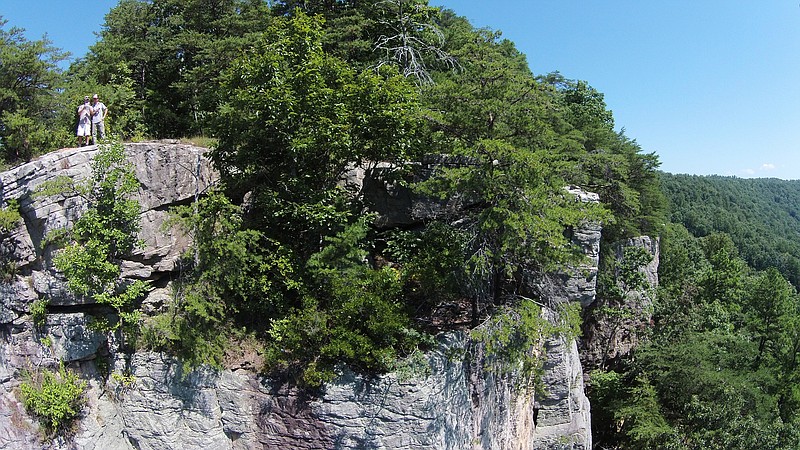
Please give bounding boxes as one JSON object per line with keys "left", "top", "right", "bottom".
{"left": 542, "top": 73, "right": 667, "bottom": 242}
{"left": 594, "top": 213, "right": 800, "bottom": 448}
{"left": 386, "top": 222, "right": 467, "bottom": 315}
{"left": 148, "top": 9, "right": 430, "bottom": 385}
{"left": 212, "top": 11, "right": 420, "bottom": 258}
{"left": 274, "top": 0, "right": 456, "bottom": 81}
{"left": 0, "top": 199, "right": 21, "bottom": 282}
{"left": 0, "top": 18, "right": 69, "bottom": 164}
{"left": 140, "top": 287, "right": 229, "bottom": 373}
{"left": 590, "top": 370, "right": 676, "bottom": 449}
{"left": 48, "top": 1, "right": 667, "bottom": 398}
{"left": 392, "top": 347, "right": 433, "bottom": 381}
{"left": 599, "top": 245, "right": 654, "bottom": 305}
{"left": 472, "top": 299, "right": 580, "bottom": 390}
{"left": 30, "top": 298, "right": 48, "bottom": 328}
{"left": 0, "top": 199, "right": 20, "bottom": 233}
{"left": 84, "top": 0, "right": 272, "bottom": 138}
{"left": 172, "top": 190, "right": 300, "bottom": 319}
{"left": 145, "top": 190, "right": 300, "bottom": 372}
{"left": 416, "top": 23, "right": 613, "bottom": 319}
{"left": 38, "top": 141, "right": 145, "bottom": 337}
{"left": 18, "top": 363, "right": 87, "bottom": 437}
{"left": 265, "top": 218, "right": 423, "bottom": 388}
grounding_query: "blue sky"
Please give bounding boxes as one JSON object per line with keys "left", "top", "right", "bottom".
{"left": 4, "top": 1, "right": 800, "bottom": 179}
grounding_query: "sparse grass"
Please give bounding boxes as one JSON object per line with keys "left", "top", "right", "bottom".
{"left": 182, "top": 135, "right": 217, "bottom": 148}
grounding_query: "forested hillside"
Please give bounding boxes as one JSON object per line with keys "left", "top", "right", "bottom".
{"left": 588, "top": 175, "right": 800, "bottom": 448}
{"left": 662, "top": 174, "right": 800, "bottom": 287}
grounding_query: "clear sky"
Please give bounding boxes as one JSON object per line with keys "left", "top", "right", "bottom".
{"left": 4, "top": 1, "right": 800, "bottom": 179}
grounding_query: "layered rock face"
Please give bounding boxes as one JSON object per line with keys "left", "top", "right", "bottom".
{"left": 0, "top": 144, "right": 601, "bottom": 449}
{"left": 580, "top": 236, "right": 660, "bottom": 371}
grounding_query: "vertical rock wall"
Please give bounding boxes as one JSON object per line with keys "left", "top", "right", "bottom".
{"left": 580, "top": 236, "right": 660, "bottom": 371}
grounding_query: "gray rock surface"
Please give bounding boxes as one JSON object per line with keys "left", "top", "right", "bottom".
{"left": 0, "top": 145, "right": 601, "bottom": 449}
{"left": 581, "top": 235, "right": 660, "bottom": 371}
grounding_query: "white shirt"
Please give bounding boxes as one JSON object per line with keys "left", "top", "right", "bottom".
{"left": 91, "top": 101, "right": 107, "bottom": 123}
{"left": 78, "top": 103, "right": 92, "bottom": 123}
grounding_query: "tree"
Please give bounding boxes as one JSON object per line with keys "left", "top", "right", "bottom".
{"left": 140, "top": 11, "right": 428, "bottom": 385}
{"left": 212, "top": 10, "right": 420, "bottom": 259}
{"left": 0, "top": 18, "right": 70, "bottom": 164}
{"left": 86, "top": 0, "right": 272, "bottom": 138}
{"left": 417, "top": 24, "right": 608, "bottom": 320}
{"left": 747, "top": 268, "right": 793, "bottom": 367}
{"left": 698, "top": 233, "right": 747, "bottom": 306}
{"left": 541, "top": 73, "right": 666, "bottom": 242}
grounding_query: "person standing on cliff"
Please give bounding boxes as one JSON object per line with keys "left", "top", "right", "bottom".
{"left": 90, "top": 93, "right": 108, "bottom": 143}
{"left": 76, "top": 96, "right": 92, "bottom": 147}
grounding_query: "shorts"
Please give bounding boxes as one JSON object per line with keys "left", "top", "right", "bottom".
{"left": 77, "top": 122, "right": 91, "bottom": 137}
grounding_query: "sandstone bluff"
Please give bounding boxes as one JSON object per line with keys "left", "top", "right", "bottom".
{"left": 0, "top": 142, "right": 656, "bottom": 449}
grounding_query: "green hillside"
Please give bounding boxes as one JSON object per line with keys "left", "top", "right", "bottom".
{"left": 662, "top": 174, "right": 800, "bottom": 287}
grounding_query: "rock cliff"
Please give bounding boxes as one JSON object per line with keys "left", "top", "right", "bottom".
{"left": 580, "top": 236, "right": 660, "bottom": 372}
{"left": 0, "top": 143, "right": 606, "bottom": 449}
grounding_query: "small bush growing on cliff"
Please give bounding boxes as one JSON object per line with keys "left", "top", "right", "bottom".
{"left": 30, "top": 299, "right": 48, "bottom": 328}
{"left": 0, "top": 199, "right": 21, "bottom": 233}
{"left": 18, "top": 363, "right": 87, "bottom": 438}
{"left": 0, "top": 199, "right": 22, "bottom": 282}
{"left": 472, "top": 299, "right": 582, "bottom": 391}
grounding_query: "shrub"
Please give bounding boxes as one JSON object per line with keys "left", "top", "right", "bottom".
{"left": 37, "top": 141, "right": 146, "bottom": 340}
{"left": 472, "top": 299, "right": 582, "bottom": 391}
{"left": 0, "top": 199, "right": 21, "bottom": 283}
{"left": 18, "top": 363, "right": 87, "bottom": 437}
{"left": 0, "top": 199, "right": 21, "bottom": 233}
{"left": 30, "top": 299, "right": 48, "bottom": 327}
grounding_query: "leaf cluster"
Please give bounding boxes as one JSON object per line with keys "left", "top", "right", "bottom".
{"left": 18, "top": 363, "right": 87, "bottom": 438}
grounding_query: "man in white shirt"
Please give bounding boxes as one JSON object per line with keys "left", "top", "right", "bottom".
{"left": 90, "top": 94, "right": 108, "bottom": 143}
{"left": 76, "top": 96, "right": 92, "bottom": 147}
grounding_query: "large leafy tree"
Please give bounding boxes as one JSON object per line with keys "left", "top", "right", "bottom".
{"left": 212, "top": 10, "right": 420, "bottom": 258}
{"left": 0, "top": 18, "right": 70, "bottom": 164}
{"left": 417, "top": 19, "right": 607, "bottom": 317}
{"left": 85, "top": 0, "right": 272, "bottom": 138}
{"left": 168, "top": 11, "right": 424, "bottom": 386}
